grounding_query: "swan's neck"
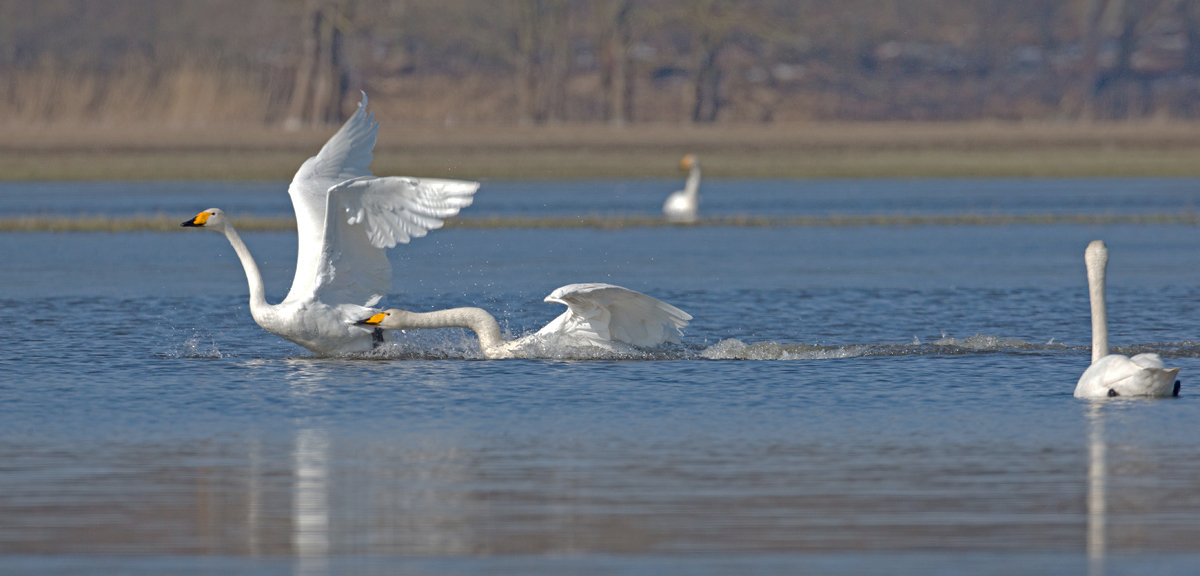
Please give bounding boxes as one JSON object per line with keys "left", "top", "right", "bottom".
{"left": 222, "top": 225, "right": 269, "bottom": 314}
{"left": 1086, "top": 246, "right": 1109, "bottom": 363}
{"left": 683, "top": 165, "right": 701, "bottom": 198}
{"left": 403, "top": 308, "right": 509, "bottom": 358}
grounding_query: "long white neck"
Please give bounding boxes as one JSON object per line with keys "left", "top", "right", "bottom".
{"left": 399, "top": 308, "right": 509, "bottom": 358}
{"left": 1085, "top": 240, "right": 1109, "bottom": 363}
{"left": 222, "top": 224, "right": 270, "bottom": 315}
{"left": 683, "top": 164, "right": 701, "bottom": 199}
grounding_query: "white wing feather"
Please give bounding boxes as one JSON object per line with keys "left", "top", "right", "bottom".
{"left": 340, "top": 177, "right": 479, "bottom": 248}
{"left": 283, "top": 93, "right": 479, "bottom": 305}
{"left": 537, "top": 283, "right": 691, "bottom": 348}
{"left": 309, "top": 176, "right": 478, "bottom": 305}
{"left": 285, "top": 93, "right": 379, "bottom": 303}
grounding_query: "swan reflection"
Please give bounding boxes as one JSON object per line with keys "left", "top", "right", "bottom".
{"left": 1086, "top": 402, "right": 1106, "bottom": 576}
{"left": 294, "top": 428, "right": 330, "bottom": 576}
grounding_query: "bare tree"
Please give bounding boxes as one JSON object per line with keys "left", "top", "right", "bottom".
{"left": 597, "top": 0, "right": 635, "bottom": 125}
{"left": 285, "top": 0, "right": 353, "bottom": 129}
{"left": 512, "top": 0, "right": 571, "bottom": 124}
{"left": 685, "top": 0, "right": 737, "bottom": 123}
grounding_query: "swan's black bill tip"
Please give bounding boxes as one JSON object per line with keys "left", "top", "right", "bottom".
{"left": 181, "top": 219, "right": 199, "bottom": 227}
{"left": 1174, "top": 380, "right": 1182, "bottom": 397}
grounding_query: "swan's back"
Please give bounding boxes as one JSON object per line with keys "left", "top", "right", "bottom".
{"left": 538, "top": 283, "right": 692, "bottom": 348}
{"left": 1075, "top": 353, "right": 1180, "bottom": 398}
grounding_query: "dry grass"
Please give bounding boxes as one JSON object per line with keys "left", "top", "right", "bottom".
{"left": 4, "top": 213, "right": 1198, "bottom": 233}
{"left": 7, "top": 119, "right": 1200, "bottom": 180}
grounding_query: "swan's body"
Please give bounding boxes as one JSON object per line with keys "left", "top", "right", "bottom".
{"left": 663, "top": 154, "right": 700, "bottom": 222}
{"left": 182, "top": 94, "right": 479, "bottom": 355}
{"left": 359, "top": 283, "right": 691, "bottom": 359}
{"left": 1074, "top": 240, "right": 1180, "bottom": 398}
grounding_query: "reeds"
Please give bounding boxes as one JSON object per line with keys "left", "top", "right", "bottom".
{"left": 0, "top": 58, "right": 273, "bottom": 125}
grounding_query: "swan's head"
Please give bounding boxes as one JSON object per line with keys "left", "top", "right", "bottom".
{"left": 1085, "top": 239, "right": 1108, "bottom": 270}
{"left": 181, "top": 208, "right": 228, "bottom": 230}
{"left": 680, "top": 154, "right": 698, "bottom": 170}
{"left": 356, "top": 309, "right": 411, "bottom": 330}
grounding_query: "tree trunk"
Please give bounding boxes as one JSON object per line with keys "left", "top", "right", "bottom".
{"left": 692, "top": 46, "right": 722, "bottom": 123}
{"left": 284, "top": 0, "right": 321, "bottom": 131}
{"left": 1078, "top": 0, "right": 1112, "bottom": 122}
{"left": 599, "top": 0, "right": 634, "bottom": 126}
{"left": 310, "top": 3, "right": 335, "bottom": 126}
{"left": 544, "top": 0, "right": 570, "bottom": 123}
{"left": 515, "top": 0, "right": 538, "bottom": 125}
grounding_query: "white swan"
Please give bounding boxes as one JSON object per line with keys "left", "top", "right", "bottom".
{"left": 1074, "top": 240, "right": 1180, "bottom": 398}
{"left": 663, "top": 154, "right": 700, "bottom": 222}
{"left": 182, "top": 94, "right": 479, "bottom": 355}
{"left": 357, "top": 283, "right": 691, "bottom": 359}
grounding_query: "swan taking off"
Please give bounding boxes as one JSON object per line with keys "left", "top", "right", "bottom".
{"left": 663, "top": 154, "right": 700, "bottom": 222}
{"left": 182, "top": 94, "right": 479, "bottom": 355}
{"left": 1075, "top": 240, "right": 1180, "bottom": 398}
{"left": 358, "top": 283, "right": 692, "bottom": 359}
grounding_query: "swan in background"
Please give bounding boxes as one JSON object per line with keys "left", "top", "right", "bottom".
{"left": 358, "top": 283, "right": 691, "bottom": 359}
{"left": 663, "top": 154, "right": 700, "bottom": 222}
{"left": 182, "top": 94, "right": 479, "bottom": 355}
{"left": 1075, "top": 240, "right": 1180, "bottom": 398}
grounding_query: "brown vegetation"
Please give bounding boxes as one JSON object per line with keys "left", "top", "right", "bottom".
{"left": 7, "top": 1, "right": 1200, "bottom": 180}
{"left": 5, "top": 0, "right": 1200, "bottom": 129}
{"left": 7, "top": 119, "right": 1200, "bottom": 180}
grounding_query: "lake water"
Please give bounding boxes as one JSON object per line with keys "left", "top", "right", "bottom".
{"left": 2, "top": 179, "right": 1200, "bottom": 575}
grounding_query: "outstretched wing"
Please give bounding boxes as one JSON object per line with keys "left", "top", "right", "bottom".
{"left": 537, "top": 283, "right": 691, "bottom": 348}
{"left": 285, "top": 93, "right": 379, "bottom": 303}
{"left": 338, "top": 177, "right": 479, "bottom": 249}
{"left": 304, "top": 176, "right": 479, "bottom": 306}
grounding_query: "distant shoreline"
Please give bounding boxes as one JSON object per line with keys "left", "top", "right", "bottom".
{"left": 6, "top": 121, "right": 1200, "bottom": 180}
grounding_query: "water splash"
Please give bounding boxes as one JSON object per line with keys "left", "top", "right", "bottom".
{"left": 170, "top": 337, "right": 225, "bottom": 359}
{"left": 700, "top": 335, "right": 1078, "bottom": 360}
{"left": 700, "top": 339, "right": 870, "bottom": 360}
{"left": 279, "top": 333, "right": 1200, "bottom": 362}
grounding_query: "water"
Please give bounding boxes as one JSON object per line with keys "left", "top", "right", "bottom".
{"left": 2, "top": 179, "right": 1200, "bottom": 575}
{"left": 5, "top": 177, "right": 1200, "bottom": 218}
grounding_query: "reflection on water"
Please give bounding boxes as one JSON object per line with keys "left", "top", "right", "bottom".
{"left": 247, "top": 437, "right": 262, "bottom": 557}
{"left": 293, "top": 429, "right": 329, "bottom": 576}
{"left": 1088, "top": 403, "right": 1107, "bottom": 576}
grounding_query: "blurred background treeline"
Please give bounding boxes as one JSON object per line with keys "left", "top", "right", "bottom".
{"left": 5, "top": 0, "right": 1200, "bottom": 127}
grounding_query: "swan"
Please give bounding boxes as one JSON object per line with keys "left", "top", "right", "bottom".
{"left": 663, "top": 154, "right": 700, "bottom": 222}
{"left": 181, "top": 94, "right": 479, "bottom": 355}
{"left": 1074, "top": 240, "right": 1180, "bottom": 398}
{"left": 357, "top": 283, "right": 692, "bottom": 359}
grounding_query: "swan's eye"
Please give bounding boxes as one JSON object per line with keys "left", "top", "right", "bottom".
{"left": 1107, "top": 389, "right": 1119, "bottom": 397}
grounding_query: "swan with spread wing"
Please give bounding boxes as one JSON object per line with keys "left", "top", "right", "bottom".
{"left": 357, "top": 283, "right": 691, "bottom": 359}
{"left": 182, "top": 94, "right": 479, "bottom": 355}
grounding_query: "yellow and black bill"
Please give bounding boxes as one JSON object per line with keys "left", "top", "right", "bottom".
{"left": 181, "top": 212, "right": 211, "bottom": 227}
{"left": 357, "top": 312, "right": 387, "bottom": 326}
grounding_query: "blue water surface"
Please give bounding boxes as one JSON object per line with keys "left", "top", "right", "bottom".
{"left": 2, "top": 179, "right": 1200, "bottom": 575}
